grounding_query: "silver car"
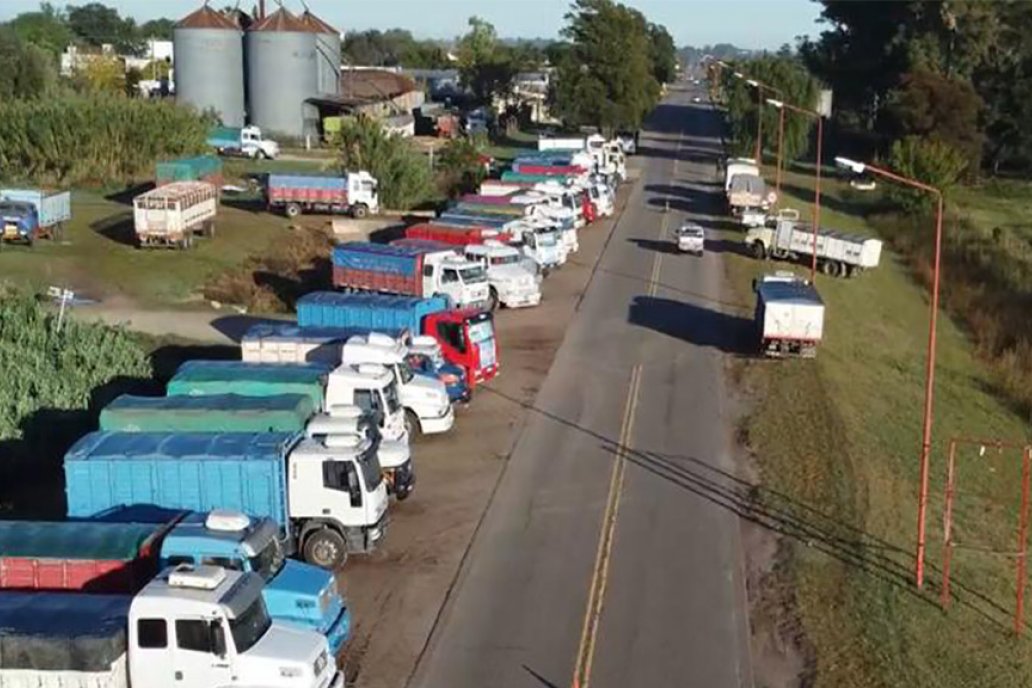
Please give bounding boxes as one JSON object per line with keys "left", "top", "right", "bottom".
{"left": 675, "top": 223, "right": 705, "bottom": 255}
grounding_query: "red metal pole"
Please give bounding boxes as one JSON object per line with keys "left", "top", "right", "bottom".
{"left": 754, "top": 85, "right": 763, "bottom": 163}
{"left": 810, "top": 116, "right": 823, "bottom": 281}
{"left": 775, "top": 106, "right": 785, "bottom": 203}
{"left": 941, "top": 439, "right": 958, "bottom": 609}
{"left": 1016, "top": 446, "right": 1031, "bottom": 634}
{"left": 915, "top": 193, "right": 945, "bottom": 589}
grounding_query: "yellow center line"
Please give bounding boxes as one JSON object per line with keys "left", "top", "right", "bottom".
{"left": 572, "top": 364, "right": 642, "bottom": 688}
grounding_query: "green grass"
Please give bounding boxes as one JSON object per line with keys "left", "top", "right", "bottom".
{"left": 952, "top": 179, "right": 1032, "bottom": 241}
{"left": 727, "top": 166, "right": 1032, "bottom": 687}
{"left": 0, "top": 190, "right": 289, "bottom": 307}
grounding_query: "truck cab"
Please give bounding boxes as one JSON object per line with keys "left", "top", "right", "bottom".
{"left": 129, "top": 565, "right": 340, "bottom": 688}
{"left": 325, "top": 363, "right": 408, "bottom": 443}
{"left": 345, "top": 172, "right": 379, "bottom": 216}
{"left": 513, "top": 224, "right": 562, "bottom": 272}
{"left": 157, "top": 511, "right": 351, "bottom": 656}
{"left": 427, "top": 308, "right": 499, "bottom": 385}
{"left": 0, "top": 199, "right": 38, "bottom": 244}
{"left": 405, "top": 339, "right": 470, "bottom": 404}
{"left": 462, "top": 242, "right": 542, "bottom": 310}
{"left": 306, "top": 406, "right": 414, "bottom": 500}
{"left": 421, "top": 251, "right": 491, "bottom": 309}
{"left": 288, "top": 436, "right": 389, "bottom": 569}
{"left": 209, "top": 125, "right": 279, "bottom": 160}
{"left": 341, "top": 334, "right": 454, "bottom": 437}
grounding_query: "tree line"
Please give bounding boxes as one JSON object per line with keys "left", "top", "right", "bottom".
{"left": 7, "top": 2, "right": 174, "bottom": 57}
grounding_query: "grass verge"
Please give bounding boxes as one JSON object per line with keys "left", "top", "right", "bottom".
{"left": 724, "top": 166, "right": 1032, "bottom": 687}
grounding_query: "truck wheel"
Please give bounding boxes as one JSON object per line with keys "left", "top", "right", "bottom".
{"left": 405, "top": 410, "right": 422, "bottom": 440}
{"left": 303, "top": 529, "right": 347, "bottom": 570}
{"left": 750, "top": 241, "right": 766, "bottom": 260}
{"left": 285, "top": 203, "right": 302, "bottom": 219}
{"left": 352, "top": 204, "right": 369, "bottom": 219}
{"left": 488, "top": 287, "right": 500, "bottom": 312}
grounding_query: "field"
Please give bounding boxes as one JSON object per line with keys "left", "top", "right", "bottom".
{"left": 722, "top": 166, "right": 1032, "bottom": 686}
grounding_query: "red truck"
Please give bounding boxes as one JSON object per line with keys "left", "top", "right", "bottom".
{"left": 405, "top": 222, "right": 514, "bottom": 246}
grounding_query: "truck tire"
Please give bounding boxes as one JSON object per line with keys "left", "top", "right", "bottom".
{"left": 836, "top": 261, "right": 847, "bottom": 277}
{"left": 488, "top": 287, "right": 500, "bottom": 312}
{"left": 405, "top": 409, "right": 422, "bottom": 440}
{"left": 285, "top": 203, "right": 302, "bottom": 219}
{"left": 352, "top": 204, "right": 369, "bottom": 219}
{"left": 750, "top": 241, "right": 766, "bottom": 260}
{"left": 303, "top": 529, "right": 347, "bottom": 569}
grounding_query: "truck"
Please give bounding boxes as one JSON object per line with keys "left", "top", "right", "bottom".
{"left": 65, "top": 431, "right": 389, "bottom": 570}
{"left": 207, "top": 125, "right": 280, "bottom": 159}
{"left": 265, "top": 173, "right": 379, "bottom": 219}
{"left": 404, "top": 222, "right": 514, "bottom": 246}
{"left": 753, "top": 273, "right": 825, "bottom": 358}
{"left": 166, "top": 361, "right": 332, "bottom": 410}
{"left": 0, "top": 189, "right": 72, "bottom": 244}
{"left": 155, "top": 156, "right": 223, "bottom": 189}
{"left": 133, "top": 182, "right": 218, "bottom": 249}
{"left": 724, "top": 157, "right": 759, "bottom": 192}
{"left": 241, "top": 323, "right": 471, "bottom": 405}
{"left": 745, "top": 217, "right": 883, "bottom": 277}
{"left": 450, "top": 241, "right": 542, "bottom": 309}
{"left": 511, "top": 161, "right": 588, "bottom": 177}
{"left": 331, "top": 241, "right": 490, "bottom": 310}
{"left": 0, "top": 565, "right": 342, "bottom": 688}
{"left": 0, "top": 512, "right": 351, "bottom": 654}
{"left": 537, "top": 137, "right": 586, "bottom": 152}
{"left": 100, "top": 393, "right": 315, "bottom": 433}
{"left": 726, "top": 173, "right": 770, "bottom": 212}
{"left": 339, "top": 336, "right": 455, "bottom": 438}
{"left": 296, "top": 292, "right": 499, "bottom": 386}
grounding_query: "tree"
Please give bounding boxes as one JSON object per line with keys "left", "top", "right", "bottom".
{"left": 8, "top": 3, "right": 72, "bottom": 56}
{"left": 333, "top": 116, "right": 433, "bottom": 210}
{"left": 437, "top": 137, "right": 487, "bottom": 198}
{"left": 550, "top": 0, "right": 660, "bottom": 133}
{"left": 67, "top": 2, "right": 140, "bottom": 54}
{"left": 139, "top": 18, "right": 175, "bottom": 41}
{"left": 456, "top": 17, "right": 519, "bottom": 107}
{"left": 75, "top": 55, "right": 126, "bottom": 94}
{"left": 341, "top": 29, "right": 450, "bottom": 68}
{"left": 0, "top": 26, "right": 56, "bottom": 100}
{"left": 648, "top": 23, "right": 677, "bottom": 85}
{"left": 887, "top": 136, "right": 967, "bottom": 211}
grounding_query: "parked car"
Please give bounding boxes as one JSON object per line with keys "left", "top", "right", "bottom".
{"left": 675, "top": 222, "right": 705, "bottom": 255}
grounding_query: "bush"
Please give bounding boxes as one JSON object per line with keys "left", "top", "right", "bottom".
{"left": 437, "top": 136, "right": 487, "bottom": 198}
{"left": 886, "top": 136, "right": 967, "bottom": 212}
{"left": 0, "top": 289, "right": 151, "bottom": 474}
{"left": 332, "top": 116, "right": 434, "bottom": 210}
{"left": 0, "top": 93, "right": 210, "bottom": 187}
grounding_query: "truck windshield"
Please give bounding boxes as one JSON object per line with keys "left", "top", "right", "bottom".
{"left": 358, "top": 444, "right": 383, "bottom": 491}
{"left": 468, "top": 318, "right": 494, "bottom": 344}
{"left": 538, "top": 231, "right": 557, "bottom": 247}
{"left": 230, "top": 598, "right": 272, "bottom": 654}
{"left": 381, "top": 383, "right": 401, "bottom": 414}
{"left": 397, "top": 361, "right": 415, "bottom": 384}
{"left": 491, "top": 254, "right": 521, "bottom": 266}
{"left": 459, "top": 266, "right": 487, "bottom": 283}
{"left": 248, "top": 539, "right": 285, "bottom": 582}
{"left": 0, "top": 202, "right": 30, "bottom": 216}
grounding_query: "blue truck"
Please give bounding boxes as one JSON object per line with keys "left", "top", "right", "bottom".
{"left": 64, "top": 431, "right": 389, "bottom": 571}
{"left": 242, "top": 322, "right": 471, "bottom": 403}
{"left": 0, "top": 189, "right": 72, "bottom": 244}
{"left": 0, "top": 511, "right": 351, "bottom": 654}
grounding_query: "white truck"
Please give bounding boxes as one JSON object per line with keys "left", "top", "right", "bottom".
{"left": 341, "top": 335, "right": 455, "bottom": 438}
{"left": 746, "top": 216, "right": 883, "bottom": 277}
{"left": 325, "top": 363, "right": 409, "bottom": 443}
{"left": 462, "top": 241, "right": 543, "bottom": 309}
{"left": 537, "top": 137, "right": 587, "bottom": 152}
{"left": 754, "top": 273, "right": 825, "bottom": 358}
{"left": 0, "top": 564, "right": 341, "bottom": 688}
{"left": 512, "top": 223, "right": 563, "bottom": 273}
{"left": 207, "top": 125, "right": 280, "bottom": 160}
{"left": 724, "top": 157, "right": 759, "bottom": 192}
{"left": 133, "top": 181, "right": 218, "bottom": 249}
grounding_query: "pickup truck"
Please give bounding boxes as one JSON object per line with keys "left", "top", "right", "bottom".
{"left": 0, "top": 189, "right": 71, "bottom": 244}
{"left": 207, "top": 125, "right": 279, "bottom": 159}
{"left": 266, "top": 172, "right": 379, "bottom": 219}
{"left": 0, "top": 511, "right": 351, "bottom": 654}
{"left": 0, "top": 565, "right": 342, "bottom": 688}
{"left": 296, "top": 291, "right": 499, "bottom": 386}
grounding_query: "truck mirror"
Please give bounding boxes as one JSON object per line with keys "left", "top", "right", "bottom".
{"left": 347, "top": 468, "right": 362, "bottom": 507}
{"left": 751, "top": 278, "right": 758, "bottom": 293}
{"left": 210, "top": 621, "right": 227, "bottom": 658}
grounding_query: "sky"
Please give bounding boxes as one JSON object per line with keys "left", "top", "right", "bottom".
{"left": 0, "top": 0, "right": 823, "bottom": 50}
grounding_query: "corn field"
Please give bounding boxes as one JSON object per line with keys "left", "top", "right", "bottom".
{"left": 0, "top": 94, "right": 210, "bottom": 187}
{"left": 0, "top": 291, "right": 151, "bottom": 473}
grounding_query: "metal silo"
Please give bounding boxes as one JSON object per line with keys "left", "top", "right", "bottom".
{"left": 174, "top": 5, "right": 245, "bottom": 127}
{"left": 301, "top": 10, "right": 341, "bottom": 96}
{"left": 246, "top": 8, "right": 319, "bottom": 138}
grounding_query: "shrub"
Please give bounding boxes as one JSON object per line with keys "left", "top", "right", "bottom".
{"left": 886, "top": 136, "right": 967, "bottom": 212}
{"left": 332, "top": 116, "right": 434, "bottom": 210}
{"left": 437, "top": 136, "right": 487, "bottom": 198}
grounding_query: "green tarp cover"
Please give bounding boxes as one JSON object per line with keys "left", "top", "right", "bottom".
{"left": 100, "top": 393, "right": 314, "bottom": 433}
{"left": 0, "top": 521, "right": 156, "bottom": 560}
{"left": 166, "top": 361, "right": 330, "bottom": 409}
{"left": 156, "top": 155, "right": 222, "bottom": 183}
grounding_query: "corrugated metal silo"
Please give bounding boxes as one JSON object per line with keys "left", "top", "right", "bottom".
{"left": 301, "top": 10, "right": 341, "bottom": 96}
{"left": 246, "top": 8, "right": 319, "bottom": 138}
{"left": 174, "top": 5, "right": 245, "bottom": 127}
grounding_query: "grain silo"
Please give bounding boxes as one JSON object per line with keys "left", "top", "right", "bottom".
{"left": 174, "top": 4, "right": 245, "bottom": 127}
{"left": 246, "top": 7, "right": 319, "bottom": 138}
{"left": 300, "top": 10, "right": 341, "bottom": 97}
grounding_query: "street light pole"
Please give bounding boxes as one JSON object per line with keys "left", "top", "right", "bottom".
{"left": 835, "top": 156, "right": 944, "bottom": 589}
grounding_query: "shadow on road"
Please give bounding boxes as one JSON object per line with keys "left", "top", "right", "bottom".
{"left": 646, "top": 196, "right": 692, "bottom": 213}
{"left": 627, "top": 295, "right": 753, "bottom": 354}
{"left": 628, "top": 237, "right": 681, "bottom": 255}
{"left": 91, "top": 211, "right": 137, "bottom": 247}
{"left": 480, "top": 384, "right": 1022, "bottom": 635}
{"left": 704, "top": 238, "right": 751, "bottom": 257}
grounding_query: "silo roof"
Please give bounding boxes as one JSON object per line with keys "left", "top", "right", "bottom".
{"left": 300, "top": 10, "right": 339, "bottom": 35}
{"left": 250, "top": 7, "right": 312, "bottom": 33}
{"left": 176, "top": 4, "right": 239, "bottom": 30}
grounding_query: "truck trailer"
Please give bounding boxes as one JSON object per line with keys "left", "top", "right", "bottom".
{"left": 132, "top": 182, "right": 218, "bottom": 249}
{"left": 166, "top": 361, "right": 331, "bottom": 410}
{"left": 746, "top": 217, "right": 883, "bottom": 277}
{"left": 100, "top": 393, "right": 315, "bottom": 433}
{"left": 754, "top": 273, "right": 825, "bottom": 358}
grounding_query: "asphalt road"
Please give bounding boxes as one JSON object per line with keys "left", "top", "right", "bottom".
{"left": 409, "top": 83, "right": 752, "bottom": 688}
